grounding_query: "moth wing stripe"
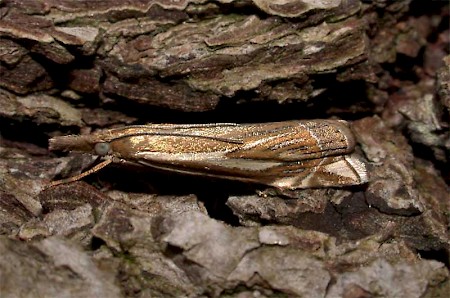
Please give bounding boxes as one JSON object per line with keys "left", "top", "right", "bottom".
{"left": 112, "top": 132, "right": 244, "bottom": 144}
{"left": 137, "top": 153, "right": 283, "bottom": 171}
{"left": 296, "top": 156, "right": 327, "bottom": 186}
{"left": 108, "top": 123, "right": 239, "bottom": 131}
{"left": 268, "top": 137, "right": 306, "bottom": 151}
{"left": 136, "top": 151, "right": 226, "bottom": 161}
{"left": 241, "top": 134, "right": 286, "bottom": 150}
{"left": 299, "top": 122, "right": 322, "bottom": 150}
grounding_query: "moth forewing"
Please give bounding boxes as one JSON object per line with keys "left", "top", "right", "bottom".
{"left": 48, "top": 120, "right": 368, "bottom": 189}
{"left": 104, "top": 120, "right": 356, "bottom": 160}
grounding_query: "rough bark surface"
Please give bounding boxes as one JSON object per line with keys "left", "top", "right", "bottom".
{"left": 1, "top": 0, "right": 449, "bottom": 297}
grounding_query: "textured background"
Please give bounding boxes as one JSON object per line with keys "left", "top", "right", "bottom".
{"left": 0, "top": 1, "right": 449, "bottom": 297}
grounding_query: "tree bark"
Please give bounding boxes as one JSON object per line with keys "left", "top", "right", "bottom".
{"left": 0, "top": 0, "right": 449, "bottom": 297}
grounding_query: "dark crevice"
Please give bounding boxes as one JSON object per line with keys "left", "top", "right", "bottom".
{"left": 196, "top": 187, "right": 242, "bottom": 226}
{"left": 90, "top": 236, "right": 106, "bottom": 251}
{"left": 417, "top": 248, "right": 450, "bottom": 269}
{"left": 0, "top": 117, "right": 56, "bottom": 149}
{"left": 404, "top": 122, "right": 450, "bottom": 186}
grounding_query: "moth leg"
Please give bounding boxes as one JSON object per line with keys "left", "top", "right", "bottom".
{"left": 45, "top": 158, "right": 113, "bottom": 189}
{"left": 256, "top": 188, "right": 285, "bottom": 198}
{"left": 256, "top": 187, "right": 307, "bottom": 199}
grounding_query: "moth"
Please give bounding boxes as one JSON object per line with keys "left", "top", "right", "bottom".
{"left": 48, "top": 120, "right": 368, "bottom": 189}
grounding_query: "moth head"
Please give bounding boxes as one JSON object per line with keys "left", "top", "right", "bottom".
{"left": 49, "top": 135, "right": 111, "bottom": 156}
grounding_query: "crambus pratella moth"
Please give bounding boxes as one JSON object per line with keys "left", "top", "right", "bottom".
{"left": 48, "top": 120, "right": 368, "bottom": 189}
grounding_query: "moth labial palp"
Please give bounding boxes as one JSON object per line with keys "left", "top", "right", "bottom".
{"left": 48, "top": 120, "right": 368, "bottom": 189}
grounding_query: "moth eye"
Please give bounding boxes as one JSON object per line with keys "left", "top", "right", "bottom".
{"left": 94, "top": 142, "right": 110, "bottom": 156}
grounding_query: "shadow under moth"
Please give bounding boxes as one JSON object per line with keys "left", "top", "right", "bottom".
{"left": 48, "top": 120, "right": 368, "bottom": 189}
